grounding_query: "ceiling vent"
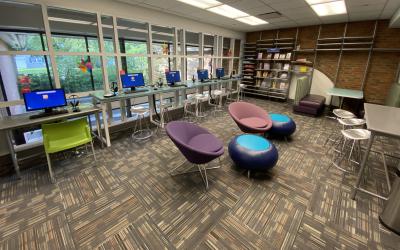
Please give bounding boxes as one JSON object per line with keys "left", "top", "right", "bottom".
{"left": 257, "top": 12, "right": 282, "bottom": 21}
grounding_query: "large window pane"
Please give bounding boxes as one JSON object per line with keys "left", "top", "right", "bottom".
{"left": 0, "top": 55, "right": 54, "bottom": 114}
{"left": 124, "top": 56, "right": 149, "bottom": 83}
{"left": 56, "top": 55, "right": 103, "bottom": 93}
{"left": 106, "top": 56, "right": 118, "bottom": 84}
{"left": 152, "top": 25, "right": 173, "bottom": 55}
{"left": 223, "top": 38, "right": 231, "bottom": 56}
{"left": 234, "top": 39, "right": 241, "bottom": 57}
{"left": 0, "top": 2, "right": 46, "bottom": 51}
{"left": 124, "top": 40, "right": 147, "bottom": 54}
{"left": 48, "top": 7, "right": 99, "bottom": 53}
{"left": 186, "top": 45, "right": 199, "bottom": 79}
{"left": 153, "top": 56, "right": 169, "bottom": 81}
{"left": 117, "top": 18, "right": 148, "bottom": 54}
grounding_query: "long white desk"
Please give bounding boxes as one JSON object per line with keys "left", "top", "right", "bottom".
{"left": 90, "top": 78, "right": 241, "bottom": 147}
{"left": 0, "top": 105, "right": 102, "bottom": 179}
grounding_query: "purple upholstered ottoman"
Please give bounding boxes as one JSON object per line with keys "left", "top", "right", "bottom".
{"left": 293, "top": 94, "right": 325, "bottom": 116}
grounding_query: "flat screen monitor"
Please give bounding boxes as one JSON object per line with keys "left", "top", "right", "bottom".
{"left": 197, "top": 69, "right": 209, "bottom": 81}
{"left": 23, "top": 89, "right": 67, "bottom": 112}
{"left": 216, "top": 68, "right": 224, "bottom": 78}
{"left": 165, "top": 71, "right": 181, "bottom": 85}
{"left": 121, "top": 73, "right": 145, "bottom": 90}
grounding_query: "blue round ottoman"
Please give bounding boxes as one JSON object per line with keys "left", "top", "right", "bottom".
{"left": 269, "top": 113, "right": 296, "bottom": 137}
{"left": 228, "top": 134, "right": 278, "bottom": 172}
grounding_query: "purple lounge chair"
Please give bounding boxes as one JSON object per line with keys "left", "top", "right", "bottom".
{"left": 165, "top": 121, "right": 224, "bottom": 189}
{"left": 228, "top": 102, "right": 272, "bottom": 134}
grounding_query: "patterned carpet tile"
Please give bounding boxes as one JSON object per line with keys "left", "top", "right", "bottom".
{"left": 0, "top": 187, "right": 64, "bottom": 240}
{"left": 149, "top": 193, "right": 228, "bottom": 249}
{"left": 198, "top": 215, "right": 273, "bottom": 250}
{"left": 1, "top": 98, "right": 400, "bottom": 249}
{"left": 293, "top": 211, "right": 370, "bottom": 250}
{"left": 0, "top": 214, "right": 75, "bottom": 250}
{"left": 58, "top": 165, "right": 121, "bottom": 210}
{"left": 97, "top": 215, "right": 174, "bottom": 250}
{"left": 66, "top": 186, "right": 146, "bottom": 248}
{"left": 230, "top": 184, "right": 306, "bottom": 249}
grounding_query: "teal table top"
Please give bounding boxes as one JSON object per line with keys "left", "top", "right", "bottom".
{"left": 237, "top": 134, "right": 270, "bottom": 151}
{"left": 90, "top": 78, "right": 240, "bottom": 102}
{"left": 327, "top": 87, "right": 363, "bottom": 99}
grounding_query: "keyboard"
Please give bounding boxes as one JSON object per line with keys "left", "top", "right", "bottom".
{"left": 29, "top": 109, "right": 69, "bottom": 119}
{"left": 124, "top": 89, "right": 148, "bottom": 94}
{"left": 169, "top": 84, "right": 187, "bottom": 87}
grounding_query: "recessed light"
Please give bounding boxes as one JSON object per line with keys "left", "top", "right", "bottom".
{"left": 176, "top": 0, "right": 221, "bottom": 9}
{"left": 207, "top": 4, "right": 249, "bottom": 19}
{"left": 310, "top": 0, "right": 347, "bottom": 16}
{"left": 236, "top": 16, "right": 268, "bottom": 26}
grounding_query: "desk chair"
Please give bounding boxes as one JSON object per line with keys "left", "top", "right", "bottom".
{"left": 42, "top": 118, "right": 96, "bottom": 183}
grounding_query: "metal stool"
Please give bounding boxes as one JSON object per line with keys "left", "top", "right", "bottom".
{"left": 131, "top": 106, "right": 153, "bottom": 141}
{"left": 237, "top": 83, "right": 246, "bottom": 101}
{"left": 157, "top": 100, "right": 173, "bottom": 128}
{"left": 183, "top": 95, "right": 196, "bottom": 123}
{"left": 209, "top": 89, "right": 224, "bottom": 116}
{"left": 324, "top": 109, "right": 356, "bottom": 147}
{"left": 195, "top": 94, "right": 209, "bottom": 119}
{"left": 330, "top": 128, "right": 370, "bottom": 173}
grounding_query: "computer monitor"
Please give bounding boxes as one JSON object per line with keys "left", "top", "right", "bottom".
{"left": 23, "top": 89, "right": 67, "bottom": 113}
{"left": 165, "top": 71, "right": 181, "bottom": 85}
{"left": 216, "top": 68, "right": 224, "bottom": 79}
{"left": 197, "top": 69, "right": 209, "bottom": 82}
{"left": 121, "top": 73, "right": 145, "bottom": 90}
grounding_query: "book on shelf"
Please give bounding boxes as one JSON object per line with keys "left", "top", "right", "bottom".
{"left": 279, "top": 82, "right": 287, "bottom": 89}
{"left": 279, "top": 54, "right": 286, "bottom": 59}
{"left": 262, "top": 72, "right": 268, "bottom": 77}
{"left": 273, "top": 63, "right": 282, "bottom": 70}
{"left": 263, "top": 63, "right": 270, "bottom": 70}
{"left": 279, "top": 72, "right": 288, "bottom": 79}
{"left": 266, "top": 53, "right": 272, "bottom": 59}
{"left": 257, "top": 53, "right": 263, "bottom": 59}
{"left": 261, "top": 79, "right": 270, "bottom": 88}
{"left": 256, "top": 71, "right": 262, "bottom": 77}
{"left": 273, "top": 53, "right": 280, "bottom": 59}
{"left": 283, "top": 63, "right": 290, "bottom": 70}
{"left": 285, "top": 52, "right": 291, "bottom": 59}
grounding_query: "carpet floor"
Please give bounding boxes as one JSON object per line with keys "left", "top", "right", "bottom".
{"left": 1, "top": 97, "right": 399, "bottom": 249}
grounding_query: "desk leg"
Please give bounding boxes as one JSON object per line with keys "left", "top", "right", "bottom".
{"left": 95, "top": 112, "right": 104, "bottom": 148}
{"left": 160, "top": 94, "right": 165, "bottom": 128}
{"left": 174, "top": 90, "right": 179, "bottom": 108}
{"left": 351, "top": 132, "right": 374, "bottom": 200}
{"left": 101, "top": 103, "right": 111, "bottom": 147}
{"left": 339, "top": 96, "right": 344, "bottom": 109}
{"left": 6, "top": 130, "right": 21, "bottom": 179}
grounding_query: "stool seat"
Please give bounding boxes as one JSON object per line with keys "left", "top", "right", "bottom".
{"left": 333, "top": 109, "right": 355, "bottom": 119}
{"left": 341, "top": 129, "right": 371, "bottom": 140}
{"left": 212, "top": 90, "right": 223, "bottom": 96}
{"left": 131, "top": 106, "right": 148, "bottom": 114}
{"left": 195, "top": 94, "right": 208, "bottom": 101}
{"left": 338, "top": 118, "right": 366, "bottom": 127}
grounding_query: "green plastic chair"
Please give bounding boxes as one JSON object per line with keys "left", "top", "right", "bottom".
{"left": 42, "top": 117, "right": 96, "bottom": 183}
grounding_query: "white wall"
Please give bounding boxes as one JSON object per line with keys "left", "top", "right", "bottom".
{"left": 289, "top": 69, "right": 334, "bottom": 105}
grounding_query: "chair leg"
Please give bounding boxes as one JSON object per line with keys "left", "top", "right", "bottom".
{"left": 90, "top": 140, "right": 97, "bottom": 162}
{"left": 46, "top": 153, "right": 56, "bottom": 183}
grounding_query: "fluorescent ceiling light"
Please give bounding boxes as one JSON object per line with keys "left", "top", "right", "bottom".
{"left": 309, "top": 0, "right": 347, "bottom": 16}
{"left": 177, "top": 0, "right": 221, "bottom": 9}
{"left": 208, "top": 4, "right": 249, "bottom": 18}
{"left": 236, "top": 16, "right": 268, "bottom": 26}
{"left": 305, "top": 0, "right": 333, "bottom": 4}
{"left": 48, "top": 17, "right": 93, "bottom": 25}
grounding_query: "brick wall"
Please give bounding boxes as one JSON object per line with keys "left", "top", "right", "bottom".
{"left": 246, "top": 20, "right": 400, "bottom": 104}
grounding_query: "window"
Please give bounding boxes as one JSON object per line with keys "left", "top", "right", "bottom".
{"left": 186, "top": 45, "right": 199, "bottom": 79}
{"left": 124, "top": 56, "right": 149, "bottom": 83}
{"left": 56, "top": 55, "right": 103, "bottom": 93}
{"left": 204, "top": 47, "right": 213, "bottom": 74}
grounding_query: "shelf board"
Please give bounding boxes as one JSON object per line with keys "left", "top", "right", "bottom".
{"left": 256, "top": 58, "right": 291, "bottom": 61}
{"left": 255, "top": 77, "right": 289, "bottom": 80}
